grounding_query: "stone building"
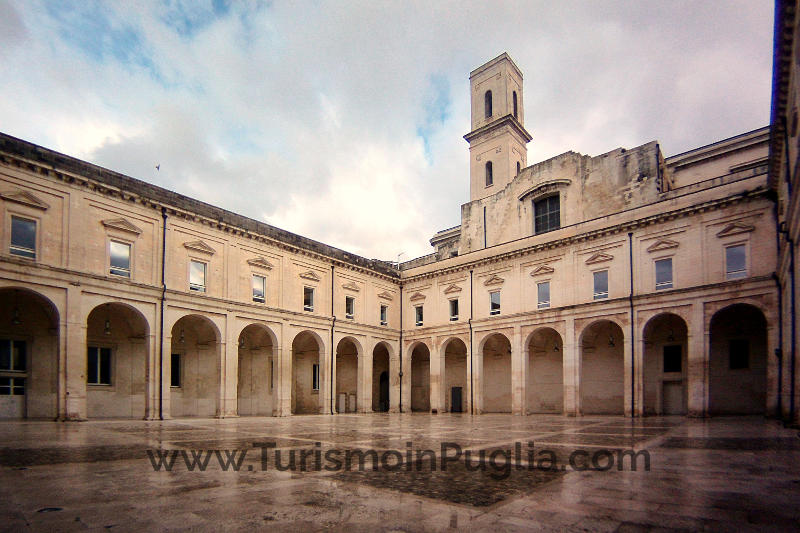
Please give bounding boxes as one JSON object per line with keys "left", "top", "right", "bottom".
{"left": 0, "top": 51, "right": 785, "bottom": 421}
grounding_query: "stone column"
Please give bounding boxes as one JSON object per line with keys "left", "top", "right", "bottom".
{"left": 474, "top": 335, "right": 483, "bottom": 414}
{"left": 275, "top": 329, "right": 292, "bottom": 416}
{"left": 686, "top": 302, "right": 706, "bottom": 417}
{"left": 359, "top": 339, "right": 372, "bottom": 413}
{"left": 321, "top": 334, "right": 332, "bottom": 415}
{"left": 63, "top": 284, "right": 87, "bottom": 420}
{"left": 562, "top": 317, "right": 578, "bottom": 416}
{"left": 389, "top": 344, "right": 400, "bottom": 413}
{"left": 511, "top": 325, "right": 525, "bottom": 415}
{"left": 219, "top": 312, "right": 238, "bottom": 417}
{"left": 400, "top": 343, "right": 411, "bottom": 413}
{"left": 144, "top": 330, "right": 158, "bottom": 420}
{"left": 430, "top": 336, "right": 444, "bottom": 413}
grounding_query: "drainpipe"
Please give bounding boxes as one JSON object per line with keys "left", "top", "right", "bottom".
{"left": 772, "top": 272, "right": 783, "bottom": 418}
{"left": 483, "top": 206, "right": 487, "bottom": 249}
{"left": 628, "top": 231, "right": 635, "bottom": 418}
{"left": 469, "top": 269, "right": 474, "bottom": 415}
{"left": 399, "top": 283, "right": 403, "bottom": 413}
{"left": 330, "top": 265, "right": 335, "bottom": 415}
{"left": 158, "top": 207, "right": 167, "bottom": 420}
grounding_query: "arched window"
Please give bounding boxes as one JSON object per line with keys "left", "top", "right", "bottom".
{"left": 484, "top": 90, "right": 492, "bottom": 118}
{"left": 485, "top": 161, "right": 493, "bottom": 186}
{"left": 513, "top": 91, "right": 518, "bottom": 119}
{"left": 516, "top": 161, "right": 521, "bottom": 175}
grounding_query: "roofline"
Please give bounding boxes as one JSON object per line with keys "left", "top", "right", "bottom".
{"left": 469, "top": 52, "right": 523, "bottom": 80}
{"left": 665, "top": 126, "right": 770, "bottom": 167}
{"left": 768, "top": 0, "right": 796, "bottom": 190}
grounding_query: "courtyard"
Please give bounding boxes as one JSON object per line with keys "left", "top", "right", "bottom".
{"left": 0, "top": 414, "right": 797, "bottom": 531}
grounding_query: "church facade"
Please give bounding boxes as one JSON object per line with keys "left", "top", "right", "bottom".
{"left": 0, "top": 52, "right": 789, "bottom": 422}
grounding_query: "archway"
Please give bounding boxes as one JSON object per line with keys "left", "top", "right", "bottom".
{"left": 443, "top": 338, "right": 467, "bottom": 413}
{"left": 237, "top": 324, "right": 275, "bottom": 416}
{"left": 482, "top": 333, "right": 511, "bottom": 413}
{"left": 372, "top": 342, "right": 390, "bottom": 412}
{"left": 643, "top": 313, "right": 688, "bottom": 415}
{"left": 0, "top": 288, "right": 59, "bottom": 419}
{"left": 169, "top": 315, "right": 220, "bottom": 417}
{"left": 709, "top": 304, "right": 767, "bottom": 415}
{"left": 410, "top": 343, "right": 430, "bottom": 412}
{"left": 580, "top": 320, "right": 624, "bottom": 414}
{"left": 292, "top": 331, "right": 323, "bottom": 414}
{"left": 527, "top": 327, "right": 563, "bottom": 414}
{"left": 335, "top": 337, "right": 359, "bottom": 413}
{"left": 86, "top": 303, "right": 149, "bottom": 418}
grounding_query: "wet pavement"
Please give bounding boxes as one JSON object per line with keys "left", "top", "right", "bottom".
{"left": 0, "top": 414, "right": 798, "bottom": 531}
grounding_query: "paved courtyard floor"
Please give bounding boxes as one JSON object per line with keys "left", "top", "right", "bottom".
{"left": 0, "top": 414, "right": 798, "bottom": 531}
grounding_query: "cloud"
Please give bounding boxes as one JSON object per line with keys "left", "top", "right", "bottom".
{"left": 0, "top": 0, "right": 773, "bottom": 260}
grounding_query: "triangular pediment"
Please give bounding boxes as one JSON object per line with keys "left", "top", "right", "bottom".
{"left": 585, "top": 252, "right": 613, "bottom": 265}
{"left": 443, "top": 284, "right": 462, "bottom": 294}
{"left": 409, "top": 291, "right": 426, "bottom": 302}
{"left": 483, "top": 274, "right": 505, "bottom": 286}
{"left": 716, "top": 221, "right": 755, "bottom": 238}
{"left": 247, "top": 257, "right": 274, "bottom": 270}
{"left": 101, "top": 217, "right": 142, "bottom": 235}
{"left": 646, "top": 239, "right": 679, "bottom": 253}
{"left": 530, "top": 265, "right": 555, "bottom": 277}
{"left": 183, "top": 240, "right": 216, "bottom": 255}
{"left": 0, "top": 190, "right": 49, "bottom": 210}
{"left": 377, "top": 291, "right": 394, "bottom": 301}
{"left": 342, "top": 281, "right": 360, "bottom": 292}
{"left": 299, "top": 270, "right": 321, "bottom": 282}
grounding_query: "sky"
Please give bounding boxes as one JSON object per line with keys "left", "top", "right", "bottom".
{"left": 0, "top": 0, "right": 774, "bottom": 261}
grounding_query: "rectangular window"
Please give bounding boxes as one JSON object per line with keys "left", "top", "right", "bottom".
{"left": 729, "top": 339, "right": 749, "bottom": 369}
{"left": 0, "top": 340, "right": 26, "bottom": 372}
{"left": 655, "top": 258, "right": 673, "bottom": 290}
{"left": 170, "top": 353, "right": 181, "bottom": 387}
{"left": 593, "top": 270, "right": 609, "bottom": 300}
{"left": 537, "top": 281, "right": 550, "bottom": 309}
{"left": 725, "top": 245, "right": 746, "bottom": 279}
{"left": 489, "top": 291, "right": 501, "bottom": 315}
{"left": 534, "top": 195, "right": 560, "bottom": 234}
{"left": 303, "top": 287, "right": 314, "bottom": 312}
{"left": 312, "top": 363, "right": 320, "bottom": 391}
{"left": 189, "top": 260, "right": 206, "bottom": 292}
{"left": 663, "top": 345, "right": 682, "bottom": 373}
{"left": 10, "top": 216, "right": 36, "bottom": 259}
{"left": 109, "top": 241, "right": 131, "bottom": 277}
{"left": 449, "top": 299, "right": 459, "bottom": 321}
{"left": 345, "top": 296, "right": 355, "bottom": 319}
{"left": 252, "top": 274, "right": 266, "bottom": 303}
{"left": 380, "top": 304, "right": 388, "bottom": 326}
{"left": 0, "top": 377, "right": 25, "bottom": 395}
{"left": 414, "top": 305, "right": 423, "bottom": 326}
{"left": 87, "top": 346, "right": 112, "bottom": 385}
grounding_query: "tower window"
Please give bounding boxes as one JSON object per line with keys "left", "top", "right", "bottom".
{"left": 534, "top": 195, "right": 560, "bottom": 234}
{"left": 513, "top": 91, "right": 518, "bottom": 118}
{"left": 485, "top": 161, "right": 493, "bottom": 187}
{"left": 516, "top": 161, "right": 521, "bottom": 175}
{"left": 484, "top": 90, "right": 492, "bottom": 118}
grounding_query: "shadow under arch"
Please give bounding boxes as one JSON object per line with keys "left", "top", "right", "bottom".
{"left": 237, "top": 323, "right": 277, "bottom": 417}
{"left": 292, "top": 330, "right": 325, "bottom": 415}
{"left": 335, "top": 336, "right": 362, "bottom": 413}
{"left": 170, "top": 314, "right": 221, "bottom": 417}
{"left": 442, "top": 337, "right": 468, "bottom": 413}
{"left": 642, "top": 312, "right": 688, "bottom": 416}
{"left": 526, "top": 326, "right": 564, "bottom": 414}
{"left": 579, "top": 319, "right": 625, "bottom": 415}
{"left": 480, "top": 332, "right": 511, "bottom": 413}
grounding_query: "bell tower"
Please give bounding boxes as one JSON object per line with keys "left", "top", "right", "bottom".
{"left": 464, "top": 53, "right": 532, "bottom": 202}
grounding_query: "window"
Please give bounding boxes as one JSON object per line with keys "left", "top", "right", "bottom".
{"left": 490, "top": 291, "right": 501, "bottom": 315}
{"left": 663, "top": 345, "right": 682, "bottom": 373}
{"left": 729, "top": 339, "right": 749, "bottom": 369}
{"left": 513, "top": 91, "right": 518, "bottom": 118}
{"left": 516, "top": 161, "right": 521, "bottom": 175}
{"left": 537, "top": 281, "right": 550, "bottom": 309}
{"left": 303, "top": 287, "right": 314, "bottom": 312}
{"left": 189, "top": 260, "right": 206, "bottom": 292}
{"left": 593, "top": 270, "right": 609, "bottom": 300}
{"left": 534, "top": 195, "right": 560, "bottom": 234}
{"left": 380, "top": 304, "right": 388, "bottom": 326}
{"left": 345, "top": 296, "right": 355, "bottom": 319}
{"left": 109, "top": 241, "right": 131, "bottom": 278}
{"left": 655, "top": 258, "right": 673, "bottom": 290}
{"left": 10, "top": 216, "right": 36, "bottom": 259}
{"left": 252, "top": 274, "right": 266, "bottom": 303}
{"left": 0, "top": 340, "right": 26, "bottom": 372}
{"left": 485, "top": 161, "right": 493, "bottom": 187}
{"left": 87, "top": 346, "right": 111, "bottom": 385}
{"left": 0, "top": 377, "right": 24, "bottom": 396}
{"left": 725, "top": 245, "right": 746, "bottom": 279}
{"left": 312, "top": 363, "right": 320, "bottom": 391}
{"left": 414, "top": 305, "right": 423, "bottom": 326}
{"left": 484, "top": 90, "right": 492, "bottom": 118}
{"left": 449, "top": 299, "right": 459, "bottom": 321}
{"left": 170, "top": 353, "right": 181, "bottom": 387}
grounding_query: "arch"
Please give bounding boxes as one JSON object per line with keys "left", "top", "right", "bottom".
{"left": 580, "top": 320, "right": 625, "bottom": 414}
{"left": 442, "top": 337, "right": 467, "bottom": 413}
{"left": 512, "top": 91, "right": 518, "bottom": 118}
{"left": 335, "top": 337, "right": 361, "bottom": 413}
{"left": 409, "top": 341, "right": 430, "bottom": 412}
{"left": 642, "top": 313, "right": 688, "bottom": 415}
{"left": 481, "top": 332, "right": 511, "bottom": 413}
{"left": 526, "top": 327, "right": 563, "bottom": 414}
{"left": 237, "top": 323, "right": 276, "bottom": 416}
{"left": 86, "top": 302, "right": 150, "bottom": 419}
{"left": 484, "top": 90, "right": 492, "bottom": 118}
{"left": 372, "top": 341, "right": 391, "bottom": 412}
{"left": 0, "top": 287, "right": 60, "bottom": 419}
{"left": 708, "top": 304, "right": 767, "bottom": 415}
{"left": 292, "top": 330, "right": 325, "bottom": 415}
{"left": 169, "top": 314, "right": 221, "bottom": 417}
{"left": 485, "top": 161, "right": 493, "bottom": 187}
